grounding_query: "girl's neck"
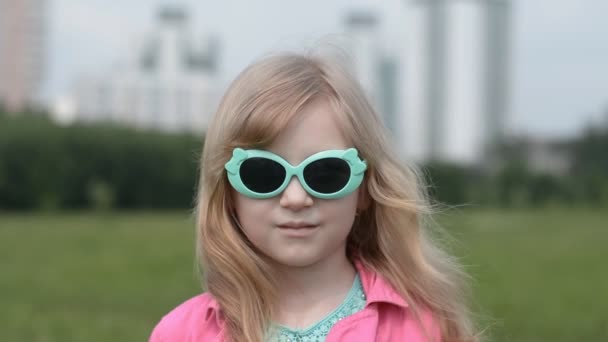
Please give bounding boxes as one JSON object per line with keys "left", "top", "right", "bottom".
{"left": 272, "top": 252, "right": 357, "bottom": 329}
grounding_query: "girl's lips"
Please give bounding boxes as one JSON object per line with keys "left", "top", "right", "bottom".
{"left": 277, "top": 224, "right": 320, "bottom": 237}
{"left": 277, "top": 225, "right": 319, "bottom": 229}
{"left": 277, "top": 222, "right": 319, "bottom": 229}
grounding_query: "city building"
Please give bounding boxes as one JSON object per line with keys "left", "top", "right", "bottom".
{"left": 402, "top": 0, "right": 512, "bottom": 165}
{"left": 0, "top": 0, "right": 47, "bottom": 113}
{"left": 344, "top": 12, "right": 381, "bottom": 107}
{"left": 344, "top": 11, "right": 401, "bottom": 140}
{"left": 68, "top": 7, "right": 221, "bottom": 133}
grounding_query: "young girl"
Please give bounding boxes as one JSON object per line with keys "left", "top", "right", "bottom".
{"left": 150, "top": 53, "right": 477, "bottom": 342}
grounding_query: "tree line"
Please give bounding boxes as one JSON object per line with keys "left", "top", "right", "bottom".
{"left": 1, "top": 109, "right": 607, "bottom": 210}
{"left": 0, "top": 110, "right": 201, "bottom": 210}
{"left": 425, "top": 125, "right": 608, "bottom": 208}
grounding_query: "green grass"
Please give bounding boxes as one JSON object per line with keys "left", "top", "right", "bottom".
{"left": 439, "top": 207, "right": 608, "bottom": 341}
{"left": 1, "top": 208, "right": 606, "bottom": 341}
{"left": 0, "top": 211, "right": 200, "bottom": 341}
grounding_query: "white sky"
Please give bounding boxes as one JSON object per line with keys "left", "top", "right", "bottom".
{"left": 46, "top": 0, "right": 608, "bottom": 138}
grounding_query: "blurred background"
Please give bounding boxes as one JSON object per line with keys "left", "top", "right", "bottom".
{"left": 1, "top": 0, "right": 607, "bottom": 341}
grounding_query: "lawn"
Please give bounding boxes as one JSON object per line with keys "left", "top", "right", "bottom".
{"left": 442, "top": 207, "right": 608, "bottom": 341}
{"left": 0, "top": 208, "right": 606, "bottom": 341}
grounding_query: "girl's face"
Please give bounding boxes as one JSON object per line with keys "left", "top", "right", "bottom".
{"left": 233, "top": 99, "right": 362, "bottom": 268}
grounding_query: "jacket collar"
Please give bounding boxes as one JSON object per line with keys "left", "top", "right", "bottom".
{"left": 205, "top": 259, "right": 408, "bottom": 324}
{"left": 354, "top": 260, "right": 409, "bottom": 308}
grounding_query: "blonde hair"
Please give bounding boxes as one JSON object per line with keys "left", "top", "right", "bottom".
{"left": 196, "top": 53, "right": 478, "bottom": 341}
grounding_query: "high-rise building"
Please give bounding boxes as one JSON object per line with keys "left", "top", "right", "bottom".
{"left": 378, "top": 56, "right": 400, "bottom": 137}
{"left": 481, "top": 0, "right": 511, "bottom": 159}
{"left": 403, "top": 0, "right": 511, "bottom": 165}
{"left": 69, "top": 7, "right": 220, "bottom": 133}
{"left": 345, "top": 12, "right": 381, "bottom": 108}
{"left": 344, "top": 11, "right": 402, "bottom": 140}
{"left": 0, "top": 0, "right": 47, "bottom": 113}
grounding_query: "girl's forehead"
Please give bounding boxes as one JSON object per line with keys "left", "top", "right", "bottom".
{"left": 263, "top": 100, "right": 351, "bottom": 164}
{"left": 263, "top": 147, "right": 345, "bottom": 165}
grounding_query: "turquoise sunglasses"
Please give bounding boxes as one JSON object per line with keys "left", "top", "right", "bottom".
{"left": 224, "top": 148, "right": 367, "bottom": 199}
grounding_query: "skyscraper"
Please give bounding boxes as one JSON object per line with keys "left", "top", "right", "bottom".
{"left": 481, "top": 0, "right": 511, "bottom": 159}
{"left": 345, "top": 11, "right": 381, "bottom": 106}
{"left": 403, "top": 0, "right": 511, "bottom": 165}
{"left": 344, "top": 11, "right": 401, "bottom": 140}
{"left": 0, "top": 0, "right": 47, "bottom": 113}
{"left": 70, "top": 7, "right": 221, "bottom": 133}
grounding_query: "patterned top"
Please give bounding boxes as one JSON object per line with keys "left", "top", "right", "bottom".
{"left": 151, "top": 261, "right": 441, "bottom": 342}
{"left": 269, "top": 274, "right": 367, "bottom": 342}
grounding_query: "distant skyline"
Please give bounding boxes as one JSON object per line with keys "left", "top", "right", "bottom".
{"left": 46, "top": 0, "right": 608, "bottom": 138}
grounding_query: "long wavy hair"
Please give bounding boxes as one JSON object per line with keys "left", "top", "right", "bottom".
{"left": 196, "top": 53, "right": 478, "bottom": 341}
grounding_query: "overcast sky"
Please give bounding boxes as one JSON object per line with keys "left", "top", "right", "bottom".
{"left": 46, "top": 0, "right": 608, "bottom": 138}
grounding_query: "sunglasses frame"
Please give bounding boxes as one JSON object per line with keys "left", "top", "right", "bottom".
{"left": 225, "top": 147, "right": 367, "bottom": 199}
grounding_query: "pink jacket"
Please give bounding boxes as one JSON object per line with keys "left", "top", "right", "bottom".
{"left": 149, "top": 262, "right": 440, "bottom": 341}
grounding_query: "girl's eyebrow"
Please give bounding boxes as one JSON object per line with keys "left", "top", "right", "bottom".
{"left": 258, "top": 149, "right": 313, "bottom": 165}
{"left": 262, "top": 149, "right": 286, "bottom": 160}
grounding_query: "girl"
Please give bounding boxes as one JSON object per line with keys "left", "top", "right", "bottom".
{"left": 150, "top": 53, "right": 477, "bottom": 341}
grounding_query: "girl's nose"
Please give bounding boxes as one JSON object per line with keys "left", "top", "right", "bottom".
{"left": 279, "top": 176, "right": 314, "bottom": 210}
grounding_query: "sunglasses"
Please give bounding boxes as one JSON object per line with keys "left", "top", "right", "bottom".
{"left": 224, "top": 148, "right": 367, "bottom": 199}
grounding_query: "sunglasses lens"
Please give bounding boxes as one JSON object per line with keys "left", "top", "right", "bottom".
{"left": 303, "top": 158, "right": 350, "bottom": 194}
{"left": 239, "top": 158, "right": 286, "bottom": 193}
